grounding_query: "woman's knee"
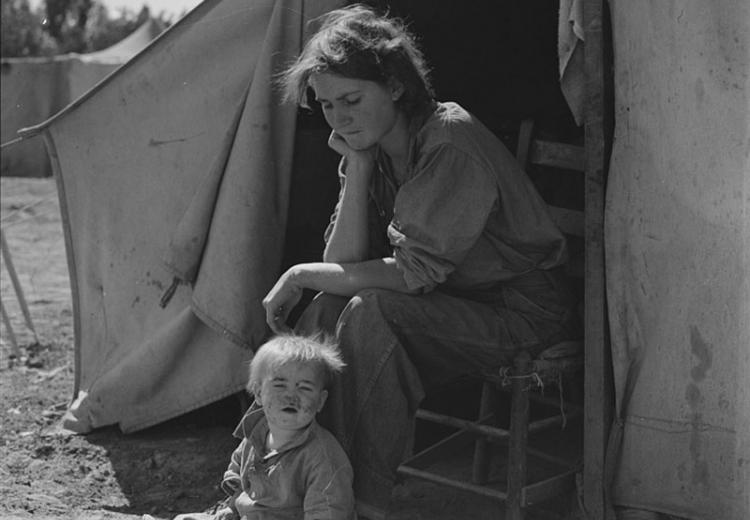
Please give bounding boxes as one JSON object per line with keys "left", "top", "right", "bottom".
{"left": 343, "top": 288, "right": 387, "bottom": 314}
{"left": 339, "top": 288, "right": 404, "bottom": 330}
{"left": 294, "top": 292, "right": 350, "bottom": 336}
{"left": 297, "top": 288, "right": 407, "bottom": 339}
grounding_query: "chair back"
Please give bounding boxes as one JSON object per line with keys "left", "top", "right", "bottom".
{"left": 516, "top": 119, "right": 585, "bottom": 279}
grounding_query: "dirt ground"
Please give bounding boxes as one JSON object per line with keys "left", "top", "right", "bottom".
{"left": 0, "top": 176, "right": 580, "bottom": 520}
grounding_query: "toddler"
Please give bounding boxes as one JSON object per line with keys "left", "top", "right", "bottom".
{"left": 155, "top": 333, "right": 354, "bottom": 520}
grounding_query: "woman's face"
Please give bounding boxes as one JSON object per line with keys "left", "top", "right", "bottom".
{"left": 310, "top": 72, "right": 405, "bottom": 152}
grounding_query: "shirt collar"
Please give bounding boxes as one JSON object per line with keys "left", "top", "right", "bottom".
{"left": 376, "top": 101, "right": 438, "bottom": 186}
{"left": 235, "top": 406, "right": 318, "bottom": 458}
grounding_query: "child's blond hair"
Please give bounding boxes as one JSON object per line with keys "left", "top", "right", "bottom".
{"left": 247, "top": 333, "right": 345, "bottom": 396}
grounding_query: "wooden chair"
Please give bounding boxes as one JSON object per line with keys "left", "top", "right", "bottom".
{"left": 396, "top": 119, "right": 585, "bottom": 520}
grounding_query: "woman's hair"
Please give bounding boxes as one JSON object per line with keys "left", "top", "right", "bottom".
{"left": 247, "top": 333, "right": 345, "bottom": 396}
{"left": 279, "top": 4, "right": 434, "bottom": 117}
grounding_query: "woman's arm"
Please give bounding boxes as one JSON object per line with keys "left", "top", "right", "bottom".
{"left": 263, "top": 258, "right": 415, "bottom": 334}
{"left": 322, "top": 132, "right": 374, "bottom": 263}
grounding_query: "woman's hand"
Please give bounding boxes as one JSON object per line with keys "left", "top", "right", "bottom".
{"left": 328, "top": 131, "right": 375, "bottom": 180}
{"left": 262, "top": 267, "right": 304, "bottom": 334}
{"left": 326, "top": 130, "right": 352, "bottom": 156}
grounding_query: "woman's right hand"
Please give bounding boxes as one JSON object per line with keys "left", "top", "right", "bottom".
{"left": 327, "top": 131, "right": 375, "bottom": 179}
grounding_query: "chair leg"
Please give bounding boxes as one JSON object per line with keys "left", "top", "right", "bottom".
{"left": 506, "top": 351, "right": 532, "bottom": 520}
{"left": 472, "top": 380, "right": 496, "bottom": 484}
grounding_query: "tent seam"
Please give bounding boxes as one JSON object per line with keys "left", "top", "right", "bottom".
{"left": 190, "top": 299, "right": 257, "bottom": 350}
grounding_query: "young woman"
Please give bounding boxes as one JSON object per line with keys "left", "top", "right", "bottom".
{"left": 262, "top": 5, "right": 576, "bottom": 517}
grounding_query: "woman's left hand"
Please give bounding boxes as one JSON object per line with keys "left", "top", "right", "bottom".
{"left": 262, "top": 267, "right": 304, "bottom": 334}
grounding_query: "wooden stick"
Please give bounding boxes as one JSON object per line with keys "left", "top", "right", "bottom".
{"left": 0, "top": 229, "right": 38, "bottom": 342}
{"left": 1, "top": 298, "right": 20, "bottom": 358}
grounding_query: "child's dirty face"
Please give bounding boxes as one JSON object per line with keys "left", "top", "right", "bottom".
{"left": 258, "top": 361, "right": 328, "bottom": 433}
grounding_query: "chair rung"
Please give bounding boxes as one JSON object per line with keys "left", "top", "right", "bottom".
{"left": 488, "top": 388, "right": 584, "bottom": 418}
{"left": 415, "top": 409, "right": 510, "bottom": 440}
{"left": 527, "top": 391, "right": 583, "bottom": 413}
{"left": 402, "top": 429, "right": 476, "bottom": 470}
{"left": 528, "top": 411, "right": 580, "bottom": 433}
{"left": 529, "top": 139, "right": 585, "bottom": 171}
{"left": 415, "top": 407, "right": 582, "bottom": 441}
{"left": 396, "top": 465, "right": 508, "bottom": 502}
{"left": 526, "top": 447, "right": 579, "bottom": 468}
{"left": 398, "top": 461, "right": 580, "bottom": 506}
{"left": 523, "top": 466, "right": 579, "bottom": 505}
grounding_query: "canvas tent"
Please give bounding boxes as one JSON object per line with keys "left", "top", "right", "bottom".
{"left": 605, "top": 2, "right": 749, "bottom": 519}
{"left": 16, "top": 0, "right": 749, "bottom": 518}
{"left": 17, "top": 0, "right": 345, "bottom": 432}
{"left": 0, "top": 19, "right": 163, "bottom": 178}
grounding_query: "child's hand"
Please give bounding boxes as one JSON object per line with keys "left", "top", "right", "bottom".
{"left": 212, "top": 506, "right": 237, "bottom": 520}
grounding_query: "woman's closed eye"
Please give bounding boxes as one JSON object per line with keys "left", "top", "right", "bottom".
{"left": 320, "top": 97, "right": 360, "bottom": 110}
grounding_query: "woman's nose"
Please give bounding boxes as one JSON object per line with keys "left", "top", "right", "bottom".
{"left": 332, "top": 107, "right": 352, "bottom": 129}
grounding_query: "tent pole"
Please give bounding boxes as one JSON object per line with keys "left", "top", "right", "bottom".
{"left": 41, "top": 129, "right": 83, "bottom": 398}
{"left": 1, "top": 229, "right": 39, "bottom": 344}
{"left": 583, "top": 0, "right": 615, "bottom": 519}
{"left": 1, "top": 299, "right": 20, "bottom": 358}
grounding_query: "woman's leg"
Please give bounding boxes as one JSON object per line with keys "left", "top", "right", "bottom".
{"left": 294, "top": 285, "right": 572, "bottom": 510}
{"left": 294, "top": 292, "right": 350, "bottom": 338}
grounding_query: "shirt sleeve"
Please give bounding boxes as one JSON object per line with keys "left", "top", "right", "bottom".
{"left": 303, "top": 461, "right": 355, "bottom": 520}
{"left": 388, "top": 144, "right": 498, "bottom": 292}
{"left": 220, "top": 440, "right": 244, "bottom": 496}
{"left": 322, "top": 158, "right": 347, "bottom": 246}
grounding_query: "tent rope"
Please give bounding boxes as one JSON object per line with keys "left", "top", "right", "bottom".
{"left": 1, "top": 136, "right": 25, "bottom": 149}
{"left": 0, "top": 195, "right": 58, "bottom": 226}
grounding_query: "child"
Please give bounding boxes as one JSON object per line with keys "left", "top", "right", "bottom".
{"left": 162, "top": 333, "right": 355, "bottom": 520}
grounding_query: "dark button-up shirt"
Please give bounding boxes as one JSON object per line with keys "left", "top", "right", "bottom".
{"left": 326, "top": 101, "right": 567, "bottom": 293}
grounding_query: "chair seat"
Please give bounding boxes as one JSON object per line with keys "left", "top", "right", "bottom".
{"left": 482, "top": 340, "right": 584, "bottom": 388}
{"left": 537, "top": 340, "right": 583, "bottom": 359}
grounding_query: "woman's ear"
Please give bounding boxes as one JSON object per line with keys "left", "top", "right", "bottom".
{"left": 388, "top": 78, "right": 405, "bottom": 101}
{"left": 317, "top": 389, "right": 329, "bottom": 413}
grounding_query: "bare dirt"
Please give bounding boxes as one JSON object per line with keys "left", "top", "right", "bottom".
{"left": 0, "top": 176, "right": 579, "bottom": 520}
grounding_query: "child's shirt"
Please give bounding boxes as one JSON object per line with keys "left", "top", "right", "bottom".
{"left": 221, "top": 407, "right": 355, "bottom": 520}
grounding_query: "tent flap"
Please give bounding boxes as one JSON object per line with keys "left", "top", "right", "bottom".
{"left": 43, "top": 0, "right": 342, "bottom": 432}
{"left": 1, "top": 20, "right": 161, "bottom": 178}
{"left": 163, "top": 83, "right": 251, "bottom": 285}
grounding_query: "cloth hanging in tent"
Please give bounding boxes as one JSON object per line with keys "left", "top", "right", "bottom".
{"left": 22, "top": 0, "right": 343, "bottom": 433}
{"left": 557, "top": 0, "right": 584, "bottom": 126}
